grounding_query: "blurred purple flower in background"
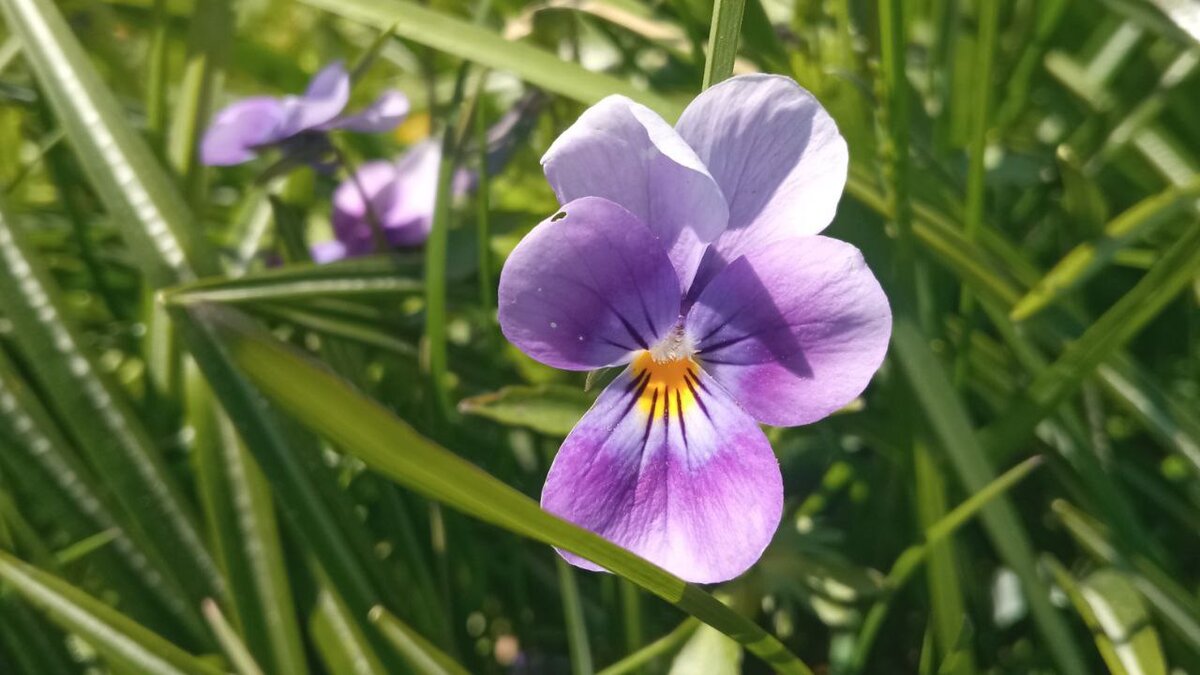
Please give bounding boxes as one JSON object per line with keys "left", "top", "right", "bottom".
{"left": 310, "top": 140, "right": 474, "bottom": 263}
{"left": 498, "top": 75, "right": 893, "bottom": 583}
{"left": 200, "top": 61, "right": 408, "bottom": 166}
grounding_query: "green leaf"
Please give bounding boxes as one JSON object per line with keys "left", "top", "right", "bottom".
{"left": 197, "top": 303, "right": 814, "bottom": 675}
{"left": 1053, "top": 500, "right": 1200, "bottom": 651}
{"left": 1047, "top": 559, "right": 1168, "bottom": 675}
{"left": 0, "top": 550, "right": 223, "bottom": 675}
{"left": 1080, "top": 569, "right": 1168, "bottom": 675}
{"left": 297, "top": 0, "right": 683, "bottom": 119}
{"left": 458, "top": 384, "right": 593, "bottom": 436}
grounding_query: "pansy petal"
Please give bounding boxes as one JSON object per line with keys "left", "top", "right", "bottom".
{"left": 675, "top": 75, "right": 848, "bottom": 292}
{"left": 498, "top": 197, "right": 681, "bottom": 370}
{"left": 328, "top": 90, "right": 410, "bottom": 132}
{"left": 542, "top": 359, "right": 782, "bottom": 583}
{"left": 542, "top": 96, "right": 729, "bottom": 291}
{"left": 278, "top": 61, "right": 351, "bottom": 137}
{"left": 200, "top": 97, "right": 285, "bottom": 166}
{"left": 310, "top": 240, "right": 348, "bottom": 264}
{"left": 685, "top": 235, "right": 891, "bottom": 427}
{"left": 331, "top": 160, "right": 404, "bottom": 257}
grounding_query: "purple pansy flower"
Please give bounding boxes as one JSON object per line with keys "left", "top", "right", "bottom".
{"left": 200, "top": 61, "right": 409, "bottom": 166}
{"left": 497, "top": 75, "right": 892, "bottom": 583}
{"left": 311, "top": 140, "right": 474, "bottom": 263}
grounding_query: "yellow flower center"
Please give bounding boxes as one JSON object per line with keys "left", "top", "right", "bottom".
{"left": 631, "top": 351, "right": 701, "bottom": 420}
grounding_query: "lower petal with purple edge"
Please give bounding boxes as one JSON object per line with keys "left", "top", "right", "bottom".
{"left": 685, "top": 235, "right": 891, "bottom": 427}
{"left": 541, "top": 356, "right": 782, "bottom": 584}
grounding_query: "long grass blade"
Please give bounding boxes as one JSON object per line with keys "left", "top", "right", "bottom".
{"left": 0, "top": 550, "right": 223, "bottom": 675}
{"left": 701, "top": 0, "right": 745, "bottom": 88}
{"left": 369, "top": 605, "right": 470, "bottom": 675}
{"left": 198, "top": 303, "right": 814, "bottom": 675}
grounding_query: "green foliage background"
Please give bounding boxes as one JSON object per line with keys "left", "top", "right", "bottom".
{"left": 0, "top": 0, "right": 1197, "bottom": 673}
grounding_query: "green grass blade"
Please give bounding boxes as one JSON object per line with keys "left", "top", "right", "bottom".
{"left": 1012, "top": 177, "right": 1200, "bottom": 321}
{"left": 0, "top": 349, "right": 203, "bottom": 638}
{"left": 310, "top": 584, "right": 388, "bottom": 675}
{"left": 598, "top": 619, "right": 700, "bottom": 675}
{"left": 558, "top": 558, "right": 595, "bottom": 675}
{"left": 369, "top": 605, "right": 470, "bottom": 675}
{"left": 891, "top": 318, "right": 1089, "bottom": 675}
{"left": 848, "top": 455, "right": 1045, "bottom": 673}
{"left": 166, "top": 0, "right": 233, "bottom": 207}
{"left": 161, "top": 257, "right": 424, "bottom": 306}
{"left": 0, "top": 0, "right": 217, "bottom": 284}
{"left": 0, "top": 200, "right": 225, "bottom": 607}
{"left": 189, "top": 375, "right": 308, "bottom": 675}
{"left": 0, "top": 550, "right": 223, "bottom": 675}
{"left": 458, "top": 385, "right": 593, "bottom": 436}
{"left": 1053, "top": 500, "right": 1200, "bottom": 651}
{"left": 201, "top": 599, "right": 266, "bottom": 675}
{"left": 297, "top": 0, "right": 683, "bottom": 119}
{"left": 701, "top": 0, "right": 745, "bottom": 89}
{"left": 986, "top": 221, "right": 1200, "bottom": 457}
{"left": 198, "top": 303, "right": 814, "bottom": 675}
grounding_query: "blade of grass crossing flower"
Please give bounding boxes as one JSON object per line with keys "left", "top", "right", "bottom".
{"left": 198, "top": 304, "right": 814, "bottom": 674}
{"left": 1011, "top": 177, "right": 1200, "bottom": 321}
{"left": 597, "top": 618, "right": 701, "bottom": 675}
{"left": 0, "top": 201, "right": 225, "bottom": 608}
{"left": 0, "top": 0, "right": 218, "bottom": 284}
{"left": 847, "top": 455, "right": 1045, "bottom": 673}
{"left": 891, "top": 319, "right": 1089, "bottom": 675}
{"left": 558, "top": 558, "right": 595, "bottom": 675}
{"left": 201, "top": 599, "right": 266, "bottom": 675}
{"left": 188, "top": 372, "right": 309, "bottom": 675}
{"left": 297, "top": 0, "right": 684, "bottom": 120}
{"left": 0, "top": 550, "right": 224, "bottom": 675}
{"left": 368, "top": 606, "right": 470, "bottom": 675}
{"left": 701, "top": 0, "right": 745, "bottom": 88}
